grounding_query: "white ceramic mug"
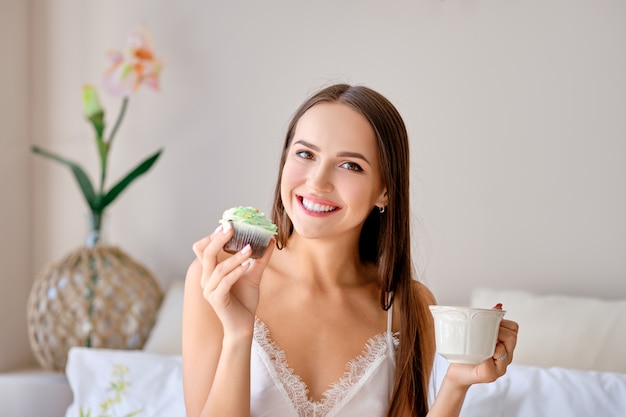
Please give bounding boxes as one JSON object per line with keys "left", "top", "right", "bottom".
{"left": 429, "top": 305, "right": 506, "bottom": 364}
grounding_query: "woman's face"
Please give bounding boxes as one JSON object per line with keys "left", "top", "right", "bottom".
{"left": 281, "top": 102, "right": 387, "bottom": 242}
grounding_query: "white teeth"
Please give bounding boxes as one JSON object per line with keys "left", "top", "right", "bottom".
{"left": 302, "top": 198, "right": 336, "bottom": 213}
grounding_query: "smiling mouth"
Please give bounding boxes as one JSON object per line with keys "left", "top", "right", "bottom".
{"left": 299, "top": 196, "right": 339, "bottom": 213}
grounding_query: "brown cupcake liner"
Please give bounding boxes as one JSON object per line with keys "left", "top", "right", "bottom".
{"left": 222, "top": 222, "right": 274, "bottom": 259}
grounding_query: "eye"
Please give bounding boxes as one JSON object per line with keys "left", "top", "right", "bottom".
{"left": 295, "top": 149, "right": 314, "bottom": 160}
{"left": 340, "top": 161, "right": 364, "bottom": 172}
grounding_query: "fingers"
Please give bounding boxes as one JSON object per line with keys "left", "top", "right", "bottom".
{"left": 191, "top": 224, "right": 275, "bottom": 313}
{"left": 492, "top": 342, "right": 509, "bottom": 363}
{"left": 501, "top": 318, "right": 519, "bottom": 333}
{"left": 192, "top": 236, "right": 211, "bottom": 261}
{"left": 203, "top": 245, "right": 253, "bottom": 304}
{"left": 492, "top": 319, "right": 519, "bottom": 366}
{"left": 499, "top": 319, "right": 518, "bottom": 353}
{"left": 204, "top": 244, "right": 252, "bottom": 294}
{"left": 197, "top": 223, "right": 234, "bottom": 290}
{"left": 447, "top": 317, "right": 520, "bottom": 385}
{"left": 192, "top": 223, "right": 227, "bottom": 261}
{"left": 248, "top": 239, "right": 275, "bottom": 273}
{"left": 211, "top": 240, "right": 275, "bottom": 295}
{"left": 490, "top": 303, "right": 516, "bottom": 364}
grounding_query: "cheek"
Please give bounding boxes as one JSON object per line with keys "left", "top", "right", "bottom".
{"left": 338, "top": 175, "right": 380, "bottom": 203}
{"left": 280, "top": 161, "right": 303, "bottom": 201}
{"left": 283, "top": 158, "right": 311, "bottom": 183}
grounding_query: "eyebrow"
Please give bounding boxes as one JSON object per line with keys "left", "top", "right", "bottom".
{"left": 293, "top": 140, "right": 372, "bottom": 166}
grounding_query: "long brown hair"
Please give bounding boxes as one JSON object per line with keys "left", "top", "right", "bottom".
{"left": 271, "top": 84, "right": 433, "bottom": 416}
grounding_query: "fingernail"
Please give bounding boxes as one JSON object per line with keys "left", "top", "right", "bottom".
{"left": 213, "top": 225, "right": 222, "bottom": 235}
{"left": 241, "top": 244, "right": 251, "bottom": 255}
{"left": 493, "top": 303, "right": 503, "bottom": 310}
{"left": 222, "top": 221, "right": 232, "bottom": 233}
{"left": 241, "top": 259, "right": 250, "bottom": 268}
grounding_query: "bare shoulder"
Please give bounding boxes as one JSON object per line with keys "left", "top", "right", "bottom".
{"left": 183, "top": 258, "right": 207, "bottom": 301}
{"left": 411, "top": 279, "right": 437, "bottom": 306}
{"left": 186, "top": 257, "right": 203, "bottom": 282}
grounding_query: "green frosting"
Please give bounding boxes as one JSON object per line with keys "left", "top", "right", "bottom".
{"left": 220, "top": 206, "right": 277, "bottom": 234}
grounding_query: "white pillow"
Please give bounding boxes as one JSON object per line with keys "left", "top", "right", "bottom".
{"left": 470, "top": 288, "right": 626, "bottom": 372}
{"left": 499, "top": 364, "right": 626, "bottom": 417}
{"left": 143, "top": 279, "right": 185, "bottom": 355}
{"left": 65, "top": 347, "right": 185, "bottom": 417}
{"left": 431, "top": 352, "right": 626, "bottom": 417}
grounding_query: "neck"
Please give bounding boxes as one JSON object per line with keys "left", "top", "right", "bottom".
{"left": 276, "top": 232, "right": 376, "bottom": 290}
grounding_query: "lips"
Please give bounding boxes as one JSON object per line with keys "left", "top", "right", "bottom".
{"left": 298, "top": 195, "right": 340, "bottom": 214}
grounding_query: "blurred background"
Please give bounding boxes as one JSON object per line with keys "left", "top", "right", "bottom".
{"left": 2, "top": 0, "right": 625, "bottom": 371}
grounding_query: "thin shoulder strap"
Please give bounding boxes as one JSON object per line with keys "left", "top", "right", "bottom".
{"left": 385, "top": 302, "right": 397, "bottom": 367}
{"left": 386, "top": 290, "right": 394, "bottom": 334}
{"left": 386, "top": 303, "right": 393, "bottom": 334}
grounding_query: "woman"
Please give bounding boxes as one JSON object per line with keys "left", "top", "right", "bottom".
{"left": 182, "top": 84, "right": 518, "bottom": 417}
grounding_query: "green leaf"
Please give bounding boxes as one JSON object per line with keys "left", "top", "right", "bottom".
{"left": 101, "top": 149, "right": 162, "bottom": 209}
{"left": 31, "top": 146, "right": 99, "bottom": 211}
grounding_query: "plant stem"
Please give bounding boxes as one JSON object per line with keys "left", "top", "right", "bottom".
{"left": 86, "top": 210, "right": 103, "bottom": 248}
{"left": 108, "top": 97, "right": 129, "bottom": 147}
{"left": 101, "top": 97, "right": 129, "bottom": 194}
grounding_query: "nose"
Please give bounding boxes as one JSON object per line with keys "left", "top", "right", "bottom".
{"left": 306, "top": 162, "right": 333, "bottom": 193}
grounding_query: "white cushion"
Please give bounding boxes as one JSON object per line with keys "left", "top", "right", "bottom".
{"left": 498, "top": 364, "right": 626, "bottom": 417}
{"left": 0, "top": 370, "right": 72, "bottom": 417}
{"left": 143, "top": 279, "right": 185, "bottom": 355}
{"left": 431, "top": 352, "right": 626, "bottom": 417}
{"left": 65, "top": 347, "right": 185, "bottom": 417}
{"left": 470, "top": 288, "right": 626, "bottom": 372}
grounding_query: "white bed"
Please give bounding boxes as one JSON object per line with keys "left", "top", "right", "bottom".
{"left": 63, "top": 281, "right": 626, "bottom": 417}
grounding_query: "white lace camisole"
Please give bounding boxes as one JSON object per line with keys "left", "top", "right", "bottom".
{"left": 250, "top": 306, "right": 399, "bottom": 417}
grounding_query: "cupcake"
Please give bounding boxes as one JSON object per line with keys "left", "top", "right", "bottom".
{"left": 219, "top": 206, "right": 278, "bottom": 259}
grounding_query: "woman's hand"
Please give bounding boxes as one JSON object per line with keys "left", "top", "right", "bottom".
{"left": 445, "top": 317, "right": 519, "bottom": 387}
{"left": 191, "top": 223, "right": 275, "bottom": 339}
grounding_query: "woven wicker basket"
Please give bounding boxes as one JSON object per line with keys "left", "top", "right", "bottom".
{"left": 26, "top": 245, "right": 163, "bottom": 371}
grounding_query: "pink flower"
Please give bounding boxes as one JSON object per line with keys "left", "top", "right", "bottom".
{"left": 103, "top": 26, "right": 163, "bottom": 98}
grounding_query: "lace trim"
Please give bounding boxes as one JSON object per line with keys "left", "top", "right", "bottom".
{"left": 254, "top": 317, "right": 399, "bottom": 417}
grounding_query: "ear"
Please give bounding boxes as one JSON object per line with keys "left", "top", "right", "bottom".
{"left": 375, "top": 189, "right": 388, "bottom": 210}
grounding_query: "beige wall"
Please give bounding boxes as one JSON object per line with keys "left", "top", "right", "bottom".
{"left": 0, "top": 0, "right": 32, "bottom": 370}
{"left": 2, "top": 0, "right": 625, "bottom": 371}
